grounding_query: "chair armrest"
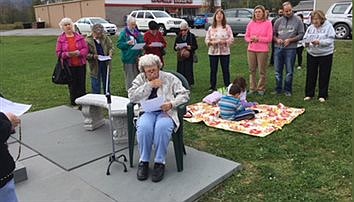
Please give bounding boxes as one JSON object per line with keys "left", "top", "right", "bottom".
{"left": 177, "top": 102, "right": 188, "bottom": 120}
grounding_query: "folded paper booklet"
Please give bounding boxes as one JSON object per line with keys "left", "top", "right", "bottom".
{"left": 0, "top": 97, "right": 32, "bottom": 116}
{"left": 132, "top": 43, "right": 146, "bottom": 50}
{"left": 176, "top": 42, "right": 187, "bottom": 49}
{"left": 98, "top": 55, "right": 111, "bottom": 61}
{"left": 140, "top": 96, "right": 164, "bottom": 112}
{"left": 150, "top": 42, "right": 164, "bottom": 47}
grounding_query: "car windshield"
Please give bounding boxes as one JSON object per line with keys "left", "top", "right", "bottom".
{"left": 152, "top": 12, "right": 170, "bottom": 18}
{"left": 90, "top": 18, "right": 108, "bottom": 24}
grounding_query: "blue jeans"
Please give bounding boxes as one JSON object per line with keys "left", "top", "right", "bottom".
{"left": 233, "top": 109, "right": 255, "bottom": 121}
{"left": 136, "top": 111, "right": 174, "bottom": 164}
{"left": 274, "top": 48, "right": 296, "bottom": 93}
{"left": 91, "top": 62, "right": 110, "bottom": 94}
{"left": 0, "top": 179, "right": 18, "bottom": 202}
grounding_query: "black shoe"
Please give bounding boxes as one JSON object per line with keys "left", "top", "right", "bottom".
{"left": 137, "top": 161, "right": 149, "bottom": 181}
{"left": 151, "top": 163, "right": 165, "bottom": 182}
{"left": 208, "top": 87, "right": 216, "bottom": 93}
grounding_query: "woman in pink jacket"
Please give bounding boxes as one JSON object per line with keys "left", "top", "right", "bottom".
{"left": 56, "top": 17, "right": 88, "bottom": 108}
{"left": 244, "top": 5, "right": 273, "bottom": 95}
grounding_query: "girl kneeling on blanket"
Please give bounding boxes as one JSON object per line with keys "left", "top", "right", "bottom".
{"left": 219, "top": 84, "right": 255, "bottom": 121}
{"left": 227, "top": 76, "right": 257, "bottom": 107}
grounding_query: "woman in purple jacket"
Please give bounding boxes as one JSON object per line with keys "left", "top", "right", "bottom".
{"left": 56, "top": 17, "right": 88, "bottom": 108}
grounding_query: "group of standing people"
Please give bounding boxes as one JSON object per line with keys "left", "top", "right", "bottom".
{"left": 205, "top": 2, "right": 335, "bottom": 103}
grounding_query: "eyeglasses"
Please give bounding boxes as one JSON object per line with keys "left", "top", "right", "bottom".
{"left": 180, "top": 29, "right": 188, "bottom": 32}
{"left": 64, "top": 23, "right": 71, "bottom": 26}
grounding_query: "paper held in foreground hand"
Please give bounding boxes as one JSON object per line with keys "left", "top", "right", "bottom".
{"left": 150, "top": 42, "right": 164, "bottom": 47}
{"left": 98, "top": 55, "right": 111, "bottom": 61}
{"left": 176, "top": 42, "right": 188, "bottom": 49}
{"left": 132, "top": 43, "right": 146, "bottom": 50}
{"left": 0, "top": 97, "right": 32, "bottom": 116}
{"left": 140, "top": 96, "right": 164, "bottom": 112}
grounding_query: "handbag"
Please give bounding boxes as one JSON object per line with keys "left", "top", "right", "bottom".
{"left": 52, "top": 56, "right": 72, "bottom": 85}
{"left": 193, "top": 52, "right": 198, "bottom": 63}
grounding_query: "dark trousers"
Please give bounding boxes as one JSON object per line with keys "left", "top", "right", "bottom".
{"left": 68, "top": 65, "right": 86, "bottom": 105}
{"left": 270, "top": 42, "right": 275, "bottom": 65}
{"left": 305, "top": 53, "right": 333, "bottom": 99}
{"left": 209, "top": 55, "right": 230, "bottom": 89}
{"left": 296, "top": 46, "right": 304, "bottom": 67}
{"left": 177, "top": 59, "right": 194, "bottom": 86}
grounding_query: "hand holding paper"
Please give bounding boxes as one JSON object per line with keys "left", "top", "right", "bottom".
{"left": 98, "top": 55, "right": 112, "bottom": 61}
{"left": 132, "top": 43, "right": 146, "bottom": 50}
{"left": 0, "top": 97, "right": 32, "bottom": 116}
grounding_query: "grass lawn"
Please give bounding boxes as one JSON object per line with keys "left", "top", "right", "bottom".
{"left": 0, "top": 35, "right": 352, "bottom": 201}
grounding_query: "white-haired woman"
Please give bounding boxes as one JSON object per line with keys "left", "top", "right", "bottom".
{"left": 56, "top": 17, "right": 88, "bottom": 108}
{"left": 117, "top": 16, "right": 144, "bottom": 91}
{"left": 174, "top": 21, "right": 198, "bottom": 87}
{"left": 128, "top": 54, "right": 189, "bottom": 182}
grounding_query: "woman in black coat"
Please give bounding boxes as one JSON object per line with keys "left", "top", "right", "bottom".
{"left": 174, "top": 22, "right": 198, "bottom": 87}
{"left": 0, "top": 112, "right": 20, "bottom": 202}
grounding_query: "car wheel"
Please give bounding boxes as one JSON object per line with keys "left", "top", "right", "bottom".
{"left": 159, "top": 24, "right": 167, "bottom": 36}
{"left": 75, "top": 26, "right": 81, "bottom": 34}
{"left": 334, "top": 23, "right": 350, "bottom": 39}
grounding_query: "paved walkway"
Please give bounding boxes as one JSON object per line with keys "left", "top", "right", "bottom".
{"left": 9, "top": 105, "right": 241, "bottom": 202}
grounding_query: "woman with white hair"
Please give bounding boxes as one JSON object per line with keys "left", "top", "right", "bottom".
{"left": 86, "top": 23, "right": 114, "bottom": 94}
{"left": 117, "top": 16, "right": 144, "bottom": 91}
{"left": 56, "top": 17, "right": 88, "bottom": 108}
{"left": 174, "top": 21, "right": 198, "bottom": 87}
{"left": 128, "top": 54, "right": 189, "bottom": 182}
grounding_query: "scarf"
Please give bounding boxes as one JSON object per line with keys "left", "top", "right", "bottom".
{"left": 125, "top": 26, "right": 140, "bottom": 40}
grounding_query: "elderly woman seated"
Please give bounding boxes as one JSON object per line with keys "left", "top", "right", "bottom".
{"left": 128, "top": 54, "right": 190, "bottom": 182}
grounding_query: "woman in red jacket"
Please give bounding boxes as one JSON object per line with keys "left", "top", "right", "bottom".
{"left": 143, "top": 21, "right": 167, "bottom": 67}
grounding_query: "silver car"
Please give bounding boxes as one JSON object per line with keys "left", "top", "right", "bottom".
{"left": 205, "top": 8, "right": 253, "bottom": 36}
{"left": 326, "top": 2, "right": 352, "bottom": 39}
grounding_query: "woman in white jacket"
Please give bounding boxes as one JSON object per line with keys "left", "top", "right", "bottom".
{"left": 128, "top": 54, "right": 189, "bottom": 182}
{"left": 302, "top": 10, "right": 335, "bottom": 102}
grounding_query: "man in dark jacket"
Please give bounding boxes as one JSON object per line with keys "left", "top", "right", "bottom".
{"left": 0, "top": 112, "right": 20, "bottom": 202}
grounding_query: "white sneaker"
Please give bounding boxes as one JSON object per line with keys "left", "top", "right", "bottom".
{"left": 304, "top": 97, "right": 311, "bottom": 101}
{"left": 319, "top": 98, "right": 326, "bottom": 102}
{"left": 297, "top": 66, "right": 302, "bottom": 69}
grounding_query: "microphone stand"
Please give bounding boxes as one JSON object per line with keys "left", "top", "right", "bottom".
{"left": 104, "top": 59, "right": 127, "bottom": 175}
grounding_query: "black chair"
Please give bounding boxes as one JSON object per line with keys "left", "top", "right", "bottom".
{"left": 126, "top": 71, "right": 190, "bottom": 172}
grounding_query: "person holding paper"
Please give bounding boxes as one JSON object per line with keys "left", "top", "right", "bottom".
{"left": 86, "top": 24, "right": 114, "bottom": 94}
{"left": 144, "top": 21, "right": 167, "bottom": 66}
{"left": 174, "top": 22, "right": 198, "bottom": 87}
{"left": 56, "top": 17, "right": 89, "bottom": 108}
{"left": 302, "top": 10, "right": 335, "bottom": 103}
{"left": 117, "top": 16, "right": 145, "bottom": 91}
{"left": 205, "top": 9, "right": 234, "bottom": 92}
{"left": 0, "top": 112, "right": 20, "bottom": 202}
{"left": 128, "top": 54, "right": 189, "bottom": 182}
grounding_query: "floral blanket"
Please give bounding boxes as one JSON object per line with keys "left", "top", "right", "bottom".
{"left": 184, "top": 102, "right": 305, "bottom": 137}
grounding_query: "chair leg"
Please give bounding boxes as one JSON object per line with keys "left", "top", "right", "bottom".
{"left": 127, "top": 107, "right": 136, "bottom": 168}
{"left": 172, "top": 132, "right": 184, "bottom": 172}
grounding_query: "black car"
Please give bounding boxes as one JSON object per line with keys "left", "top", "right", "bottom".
{"left": 179, "top": 15, "right": 195, "bottom": 28}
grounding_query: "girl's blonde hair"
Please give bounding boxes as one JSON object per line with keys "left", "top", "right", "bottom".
{"left": 252, "top": 5, "right": 267, "bottom": 21}
{"left": 212, "top": 9, "right": 226, "bottom": 28}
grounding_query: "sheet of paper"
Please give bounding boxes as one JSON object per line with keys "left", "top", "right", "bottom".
{"left": 140, "top": 96, "right": 164, "bottom": 112}
{"left": 98, "top": 55, "right": 111, "bottom": 61}
{"left": 150, "top": 42, "right": 164, "bottom": 47}
{"left": 176, "top": 42, "right": 187, "bottom": 49}
{"left": 131, "top": 43, "right": 146, "bottom": 50}
{"left": 0, "top": 97, "right": 32, "bottom": 116}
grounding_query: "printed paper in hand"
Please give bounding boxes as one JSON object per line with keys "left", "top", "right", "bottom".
{"left": 98, "top": 55, "right": 111, "bottom": 61}
{"left": 0, "top": 97, "right": 32, "bottom": 116}
{"left": 132, "top": 43, "right": 146, "bottom": 50}
{"left": 176, "top": 42, "right": 188, "bottom": 49}
{"left": 140, "top": 96, "right": 164, "bottom": 112}
{"left": 150, "top": 42, "right": 164, "bottom": 47}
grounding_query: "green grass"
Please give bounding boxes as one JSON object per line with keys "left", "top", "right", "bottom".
{"left": 0, "top": 35, "right": 352, "bottom": 201}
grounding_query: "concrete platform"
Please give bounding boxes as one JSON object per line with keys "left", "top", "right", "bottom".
{"left": 11, "top": 105, "right": 241, "bottom": 201}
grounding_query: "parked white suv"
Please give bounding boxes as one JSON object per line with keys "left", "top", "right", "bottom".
{"left": 326, "top": 2, "right": 352, "bottom": 39}
{"left": 74, "top": 17, "right": 117, "bottom": 35}
{"left": 128, "top": 10, "right": 187, "bottom": 35}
